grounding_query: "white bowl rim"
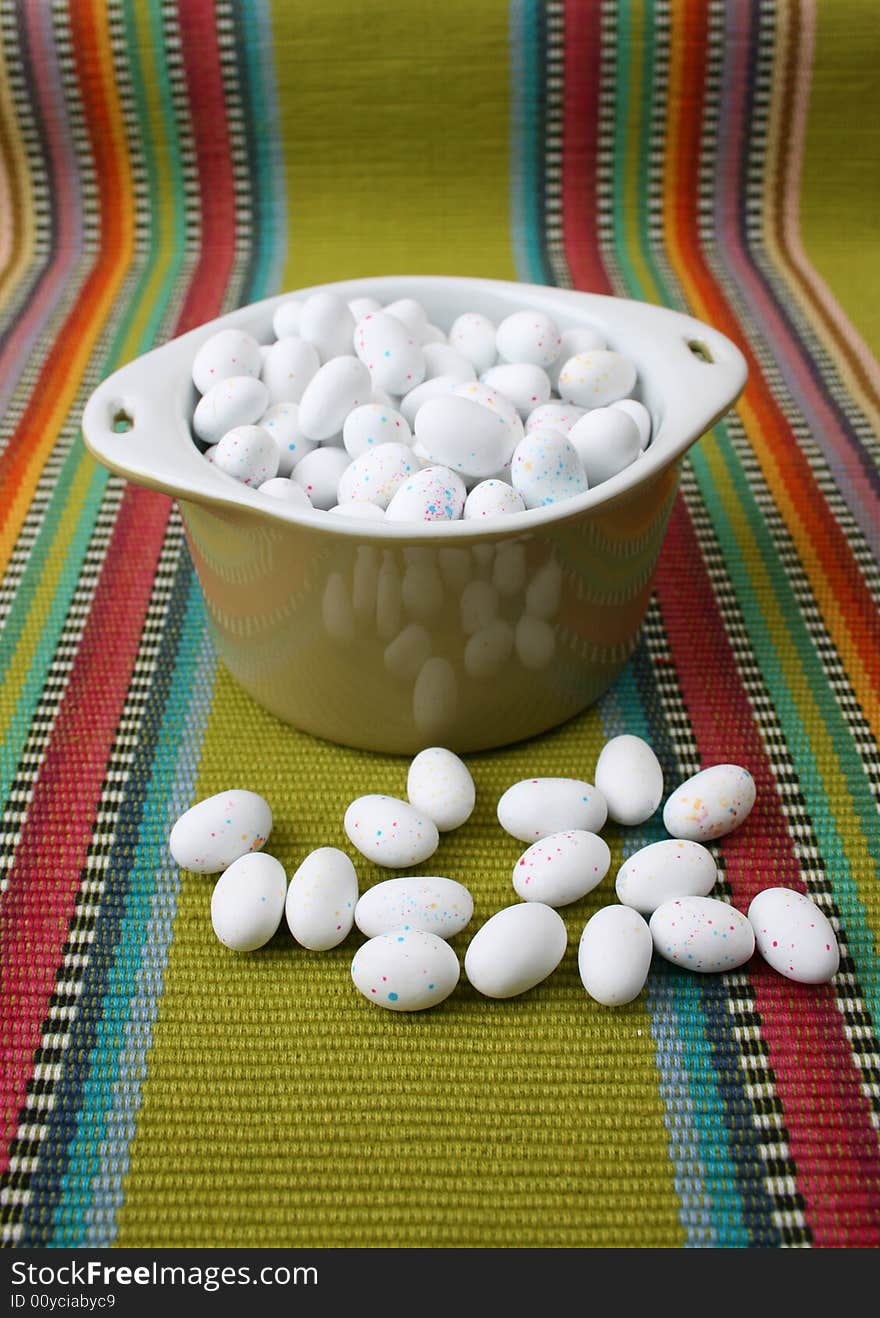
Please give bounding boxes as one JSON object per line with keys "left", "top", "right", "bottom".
{"left": 82, "top": 275, "right": 747, "bottom": 541}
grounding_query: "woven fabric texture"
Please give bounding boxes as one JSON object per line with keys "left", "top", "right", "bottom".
{"left": 1, "top": 0, "right": 879, "bottom": 1248}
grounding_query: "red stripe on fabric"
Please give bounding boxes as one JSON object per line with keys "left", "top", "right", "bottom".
{"left": 174, "top": 0, "right": 237, "bottom": 333}
{"left": 561, "top": 0, "right": 612, "bottom": 295}
{"left": 0, "top": 2, "right": 238, "bottom": 1170}
{"left": 657, "top": 498, "right": 880, "bottom": 1246}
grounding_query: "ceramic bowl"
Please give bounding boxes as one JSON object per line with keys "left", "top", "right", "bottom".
{"left": 82, "top": 276, "right": 746, "bottom": 753}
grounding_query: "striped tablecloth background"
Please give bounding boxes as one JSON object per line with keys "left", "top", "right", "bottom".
{"left": 1, "top": 0, "right": 878, "bottom": 1247}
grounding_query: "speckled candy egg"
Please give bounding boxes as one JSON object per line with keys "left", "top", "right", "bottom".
{"left": 495, "top": 310, "right": 562, "bottom": 369}
{"left": 337, "top": 442, "right": 418, "bottom": 510}
{"left": 578, "top": 905, "right": 653, "bottom": 1006}
{"left": 650, "top": 896, "right": 755, "bottom": 972}
{"left": 285, "top": 846, "right": 359, "bottom": 952}
{"left": 497, "top": 778, "right": 608, "bottom": 842}
{"left": 595, "top": 734, "right": 664, "bottom": 826}
{"left": 481, "top": 363, "right": 552, "bottom": 418}
{"left": 448, "top": 311, "right": 498, "bottom": 374}
{"left": 257, "top": 477, "right": 313, "bottom": 507}
{"left": 351, "top": 928, "right": 460, "bottom": 1011}
{"left": 355, "top": 876, "right": 473, "bottom": 940}
{"left": 464, "top": 902, "right": 567, "bottom": 999}
{"left": 210, "top": 852, "right": 287, "bottom": 952}
{"left": 513, "top": 829, "right": 611, "bottom": 907}
{"left": 354, "top": 310, "right": 426, "bottom": 395}
{"left": 383, "top": 297, "right": 429, "bottom": 339}
{"left": 193, "top": 375, "right": 269, "bottom": 444}
{"left": 463, "top": 479, "right": 526, "bottom": 520}
{"left": 169, "top": 788, "right": 272, "bottom": 873}
{"left": 399, "top": 375, "right": 459, "bottom": 426}
{"left": 525, "top": 401, "right": 586, "bottom": 436}
{"left": 406, "top": 747, "right": 475, "bottom": 832}
{"left": 663, "top": 764, "right": 757, "bottom": 841}
{"left": 342, "top": 402, "right": 412, "bottom": 460}
{"left": 328, "top": 500, "right": 386, "bottom": 522}
{"left": 344, "top": 794, "right": 439, "bottom": 868}
{"left": 557, "top": 350, "right": 638, "bottom": 408}
{"left": 213, "top": 424, "right": 279, "bottom": 486}
{"left": 453, "top": 380, "right": 523, "bottom": 441}
{"left": 297, "top": 355, "right": 371, "bottom": 441}
{"left": 384, "top": 465, "right": 466, "bottom": 523}
{"left": 192, "top": 328, "right": 262, "bottom": 395}
{"left": 747, "top": 887, "right": 839, "bottom": 984}
{"left": 260, "top": 335, "right": 321, "bottom": 406}
{"left": 548, "top": 325, "right": 606, "bottom": 388}
{"left": 259, "top": 402, "right": 318, "bottom": 475}
{"left": 510, "top": 428, "right": 588, "bottom": 508}
{"left": 615, "top": 839, "right": 718, "bottom": 915}
{"left": 297, "top": 291, "right": 356, "bottom": 362}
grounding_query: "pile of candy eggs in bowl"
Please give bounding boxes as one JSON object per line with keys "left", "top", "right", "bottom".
{"left": 189, "top": 289, "right": 654, "bottom": 523}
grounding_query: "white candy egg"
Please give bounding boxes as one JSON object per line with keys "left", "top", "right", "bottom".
{"left": 510, "top": 427, "right": 588, "bottom": 508}
{"left": 525, "top": 401, "right": 586, "bottom": 435}
{"left": 298, "top": 291, "right": 356, "bottom": 362}
{"left": 285, "top": 846, "right": 359, "bottom": 951}
{"left": 347, "top": 296, "right": 382, "bottom": 321}
{"left": 385, "top": 465, "right": 466, "bottom": 523}
{"left": 578, "top": 905, "right": 653, "bottom": 1006}
{"left": 384, "top": 622, "right": 432, "bottom": 681}
{"left": 337, "top": 442, "right": 418, "bottom": 510}
{"left": 328, "top": 500, "right": 386, "bottom": 522}
{"left": 399, "top": 375, "right": 460, "bottom": 426}
{"left": 464, "top": 479, "right": 526, "bottom": 520}
{"left": 192, "top": 328, "right": 262, "bottom": 395}
{"left": 169, "top": 788, "right": 272, "bottom": 873}
{"left": 615, "top": 839, "right": 718, "bottom": 915}
{"left": 421, "top": 342, "right": 476, "bottom": 383}
{"left": 342, "top": 403, "right": 412, "bottom": 459}
{"left": 512, "top": 829, "right": 611, "bottom": 906}
{"left": 260, "top": 335, "right": 321, "bottom": 405}
{"left": 210, "top": 852, "right": 287, "bottom": 952}
{"left": 383, "top": 297, "right": 428, "bottom": 339}
{"left": 610, "top": 397, "right": 652, "bottom": 450}
{"left": 203, "top": 444, "right": 218, "bottom": 463}
{"left": 568, "top": 407, "right": 642, "bottom": 486}
{"left": 259, "top": 402, "right": 318, "bottom": 475}
{"left": 663, "top": 764, "right": 757, "bottom": 841}
{"left": 193, "top": 375, "right": 269, "bottom": 444}
{"left": 272, "top": 299, "right": 303, "bottom": 339}
{"left": 515, "top": 615, "right": 555, "bottom": 670}
{"left": 258, "top": 477, "right": 313, "bottom": 507}
{"left": 747, "top": 887, "right": 839, "bottom": 984}
{"left": 407, "top": 746, "right": 475, "bottom": 831}
{"left": 415, "top": 395, "right": 518, "bottom": 479}
{"left": 650, "top": 896, "right": 755, "bottom": 972}
{"left": 464, "top": 902, "right": 567, "bottom": 999}
{"left": 213, "top": 424, "right": 279, "bottom": 486}
{"left": 463, "top": 618, "right": 514, "bottom": 679}
{"left": 498, "top": 778, "right": 608, "bottom": 841}
{"left": 453, "top": 381, "right": 523, "bottom": 440}
{"left": 481, "top": 363, "right": 552, "bottom": 418}
{"left": 421, "top": 323, "right": 447, "bottom": 345}
{"left": 557, "top": 350, "right": 638, "bottom": 408}
{"left": 495, "top": 310, "right": 562, "bottom": 369}
{"left": 548, "top": 325, "right": 607, "bottom": 388}
{"left": 351, "top": 928, "right": 460, "bottom": 1011}
{"left": 291, "top": 446, "right": 350, "bottom": 510}
{"left": 448, "top": 311, "right": 497, "bottom": 374}
{"left": 344, "top": 794, "right": 439, "bottom": 868}
{"left": 297, "top": 355, "right": 371, "bottom": 441}
{"left": 355, "top": 876, "right": 473, "bottom": 940}
{"left": 354, "top": 311, "right": 426, "bottom": 395}
{"left": 594, "top": 734, "right": 664, "bottom": 825}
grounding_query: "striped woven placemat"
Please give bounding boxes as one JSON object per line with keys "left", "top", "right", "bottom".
{"left": 1, "top": 0, "right": 878, "bottom": 1247}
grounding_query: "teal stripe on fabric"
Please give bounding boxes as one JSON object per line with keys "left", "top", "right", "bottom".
{"left": 508, "top": 0, "right": 546, "bottom": 286}
{"left": 241, "top": 0, "right": 287, "bottom": 299}
{"left": 51, "top": 576, "right": 217, "bottom": 1246}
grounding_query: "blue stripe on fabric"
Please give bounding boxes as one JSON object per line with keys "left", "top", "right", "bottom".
{"left": 509, "top": 0, "right": 549, "bottom": 285}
